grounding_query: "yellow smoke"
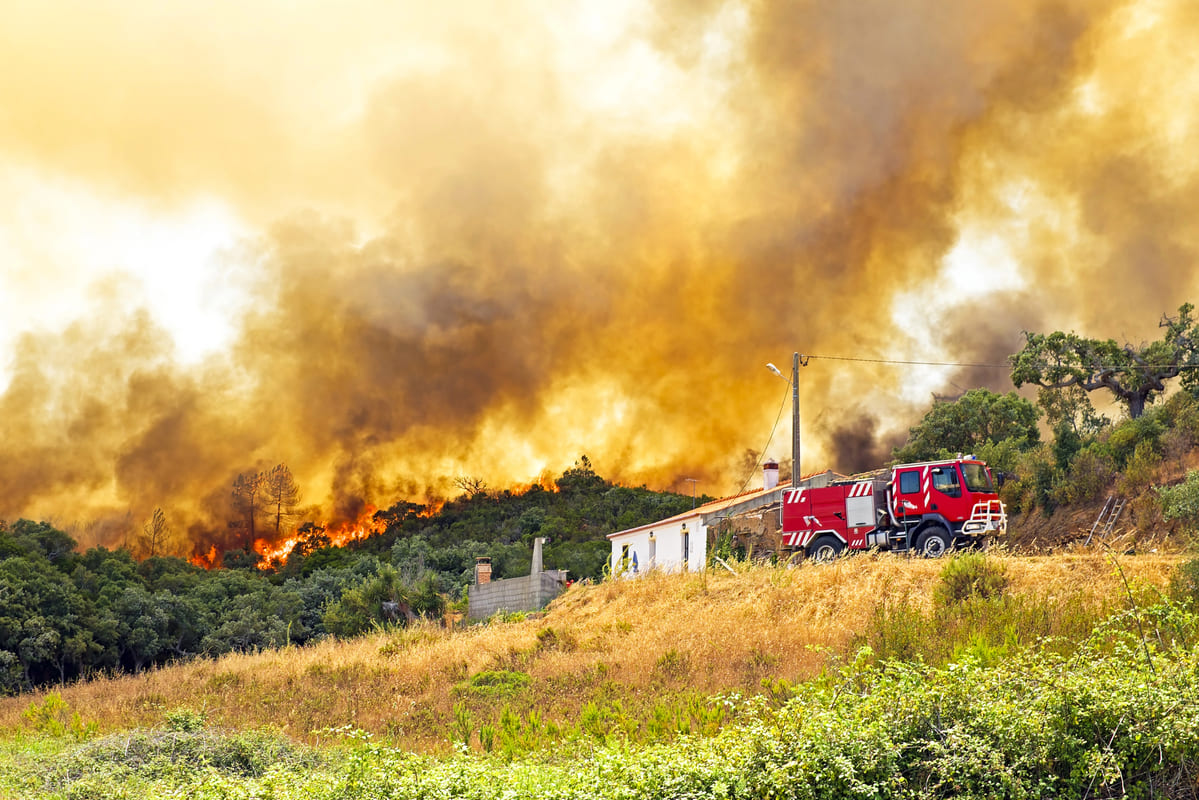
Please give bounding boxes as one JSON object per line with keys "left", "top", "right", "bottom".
{"left": 2, "top": 0, "right": 1198, "bottom": 552}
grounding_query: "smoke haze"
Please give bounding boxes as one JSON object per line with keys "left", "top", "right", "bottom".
{"left": 3, "top": 0, "right": 1199, "bottom": 552}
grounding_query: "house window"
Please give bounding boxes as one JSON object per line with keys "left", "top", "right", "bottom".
{"left": 619, "top": 544, "right": 630, "bottom": 574}
{"left": 681, "top": 525, "right": 690, "bottom": 565}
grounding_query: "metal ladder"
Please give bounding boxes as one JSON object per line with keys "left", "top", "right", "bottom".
{"left": 1085, "top": 496, "right": 1127, "bottom": 545}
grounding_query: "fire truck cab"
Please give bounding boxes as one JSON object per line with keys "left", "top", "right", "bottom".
{"left": 781, "top": 457, "right": 1006, "bottom": 559}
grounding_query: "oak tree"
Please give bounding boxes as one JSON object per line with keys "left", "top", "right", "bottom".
{"left": 1010, "top": 303, "right": 1199, "bottom": 419}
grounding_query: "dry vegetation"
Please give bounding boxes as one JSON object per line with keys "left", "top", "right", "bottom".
{"left": 0, "top": 550, "right": 1183, "bottom": 753}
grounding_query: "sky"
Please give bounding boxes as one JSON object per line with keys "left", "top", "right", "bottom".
{"left": 2, "top": 0, "right": 1199, "bottom": 553}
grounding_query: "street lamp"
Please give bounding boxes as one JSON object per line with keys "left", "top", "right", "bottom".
{"left": 767, "top": 353, "right": 806, "bottom": 489}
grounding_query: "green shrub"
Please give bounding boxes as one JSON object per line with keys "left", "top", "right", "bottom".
{"left": 1102, "top": 414, "right": 1166, "bottom": 468}
{"left": 21, "top": 693, "right": 98, "bottom": 741}
{"left": 975, "top": 437, "right": 1024, "bottom": 475}
{"left": 854, "top": 598, "right": 927, "bottom": 663}
{"left": 1157, "top": 391, "right": 1199, "bottom": 438}
{"left": 163, "top": 708, "right": 206, "bottom": 733}
{"left": 934, "top": 553, "right": 1009, "bottom": 607}
{"left": 1050, "top": 446, "right": 1115, "bottom": 506}
{"left": 1169, "top": 558, "right": 1199, "bottom": 607}
{"left": 653, "top": 649, "right": 692, "bottom": 681}
{"left": 1159, "top": 470, "right": 1199, "bottom": 533}
{"left": 1008, "top": 444, "right": 1058, "bottom": 513}
{"left": 1051, "top": 423, "right": 1085, "bottom": 471}
{"left": 454, "top": 669, "right": 531, "bottom": 697}
{"left": 33, "top": 727, "right": 313, "bottom": 793}
{"left": 1118, "top": 440, "right": 1163, "bottom": 496}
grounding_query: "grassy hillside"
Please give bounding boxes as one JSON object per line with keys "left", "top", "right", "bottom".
{"left": 0, "top": 550, "right": 1181, "bottom": 755}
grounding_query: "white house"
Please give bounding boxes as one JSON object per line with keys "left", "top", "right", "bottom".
{"left": 606, "top": 462, "right": 847, "bottom": 576}
{"left": 607, "top": 507, "right": 706, "bottom": 577}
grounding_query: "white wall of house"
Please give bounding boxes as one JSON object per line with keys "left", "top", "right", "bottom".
{"left": 608, "top": 514, "right": 706, "bottom": 576}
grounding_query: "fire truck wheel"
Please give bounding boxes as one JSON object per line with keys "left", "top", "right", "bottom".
{"left": 809, "top": 535, "right": 845, "bottom": 563}
{"left": 916, "top": 526, "right": 951, "bottom": 558}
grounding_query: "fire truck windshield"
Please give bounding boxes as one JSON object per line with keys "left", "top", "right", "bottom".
{"left": 961, "top": 463, "right": 994, "bottom": 493}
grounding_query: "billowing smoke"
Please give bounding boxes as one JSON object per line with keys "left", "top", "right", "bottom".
{"left": 2, "top": 0, "right": 1199, "bottom": 553}
{"left": 825, "top": 412, "right": 904, "bottom": 475}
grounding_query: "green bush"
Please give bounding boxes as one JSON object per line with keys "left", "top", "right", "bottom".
{"left": 855, "top": 598, "right": 927, "bottom": 663}
{"left": 1049, "top": 446, "right": 1114, "bottom": 506}
{"left": 1007, "top": 444, "right": 1058, "bottom": 514}
{"left": 933, "top": 553, "right": 1009, "bottom": 607}
{"left": 1156, "top": 391, "right": 1199, "bottom": 439}
{"left": 163, "top": 707, "right": 207, "bottom": 733}
{"left": 1118, "top": 441, "right": 1163, "bottom": 496}
{"left": 30, "top": 727, "right": 315, "bottom": 794}
{"left": 454, "top": 669, "right": 531, "bottom": 697}
{"left": 974, "top": 437, "right": 1024, "bottom": 475}
{"left": 1169, "top": 558, "right": 1199, "bottom": 607}
{"left": 1158, "top": 470, "right": 1199, "bottom": 533}
{"left": 21, "top": 693, "right": 97, "bottom": 741}
{"left": 1102, "top": 414, "right": 1166, "bottom": 469}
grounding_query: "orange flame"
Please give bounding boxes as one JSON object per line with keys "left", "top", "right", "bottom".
{"left": 253, "top": 505, "right": 386, "bottom": 569}
{"left": 190, "top": 545, "right": 219, "bottom": 570}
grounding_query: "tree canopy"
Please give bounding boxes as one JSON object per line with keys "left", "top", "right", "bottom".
{"left": 1010, "top": 303, "right": 1199, "bottom": 419}
{"left": 0, "top": 459, "right": 703, "bottom": 692}
{"left": 893, "top": 388, "right": 1040, "bottom": 464}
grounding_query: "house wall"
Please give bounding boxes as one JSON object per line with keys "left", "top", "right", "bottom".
{"left": 609, "top": 515, "right": 706, "bottom": 576}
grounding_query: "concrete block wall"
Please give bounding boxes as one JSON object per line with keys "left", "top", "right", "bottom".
{"left": 468, "top": 570, "right": 567, "bottom": 620}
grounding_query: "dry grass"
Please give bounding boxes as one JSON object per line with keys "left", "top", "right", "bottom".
{"left": 0, "top": 551, "right": 1184, "bottom": 752}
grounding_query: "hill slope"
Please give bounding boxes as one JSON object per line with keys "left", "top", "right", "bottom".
{"left": 0, "top": 550, "right": 1181, "bottom": 753}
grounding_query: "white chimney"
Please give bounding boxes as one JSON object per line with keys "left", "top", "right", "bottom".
{"left": 532, "top": 537, "right": 547, "bottom": 574}
{"left": 763, "top": 459, "right": 779, "bottom": 490}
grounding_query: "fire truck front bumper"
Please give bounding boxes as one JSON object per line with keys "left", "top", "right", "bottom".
{"left": 961, "top": 500, "right": 1007, "bottom": 536}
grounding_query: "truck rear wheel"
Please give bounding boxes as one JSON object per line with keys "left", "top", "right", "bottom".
{"left": 809, "top": 535, "right": 845, "bottom": 563}
{"left": 916, "top": 526, "right": 951, "bottom": 558}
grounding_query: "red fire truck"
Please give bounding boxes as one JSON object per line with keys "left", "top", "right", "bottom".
{"left": 781, "top": 457, "right": 1006, "bottom": 559}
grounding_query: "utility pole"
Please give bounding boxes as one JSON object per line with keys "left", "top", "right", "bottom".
{"left": 768, "top": 354, "right": 808, "bottom": 489}
{"left": 683, "top": 478, "right": 698, "bottom": 508}
{"left": 792, "top": 352, "right": 800, "bottom": 490}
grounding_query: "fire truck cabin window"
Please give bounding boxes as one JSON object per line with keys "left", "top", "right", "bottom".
{"left": 961, "top": 462, "right": 994, "bottom": 493}
{"left": 932, "top": 467, "right": 961, "bottom": 497}
{"left": 899, "top": 471, "right": 919, "bottom": 494}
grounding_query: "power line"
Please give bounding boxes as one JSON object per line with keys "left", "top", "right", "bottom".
{"left": 802, "top": 353, "right": 1199, "bottom": 370}
{"left": 805, "top": 354, "right": 1009, "bottom": 368}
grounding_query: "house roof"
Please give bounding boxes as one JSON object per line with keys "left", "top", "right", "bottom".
{"left": 605, "top": 486, "right": 777, "bottom": 540}
{"left": 605, "top": 469, "right": 847, "bottom": 540}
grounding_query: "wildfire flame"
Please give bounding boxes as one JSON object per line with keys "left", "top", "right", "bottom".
{"left": 190, "top": 545, "right": 219, "bottom": 570}
{"left": 187, "top": 502, "right": 436, "bottom": 571}
{"left": 253, "top": 505, "right": 386, "bottom": 569}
